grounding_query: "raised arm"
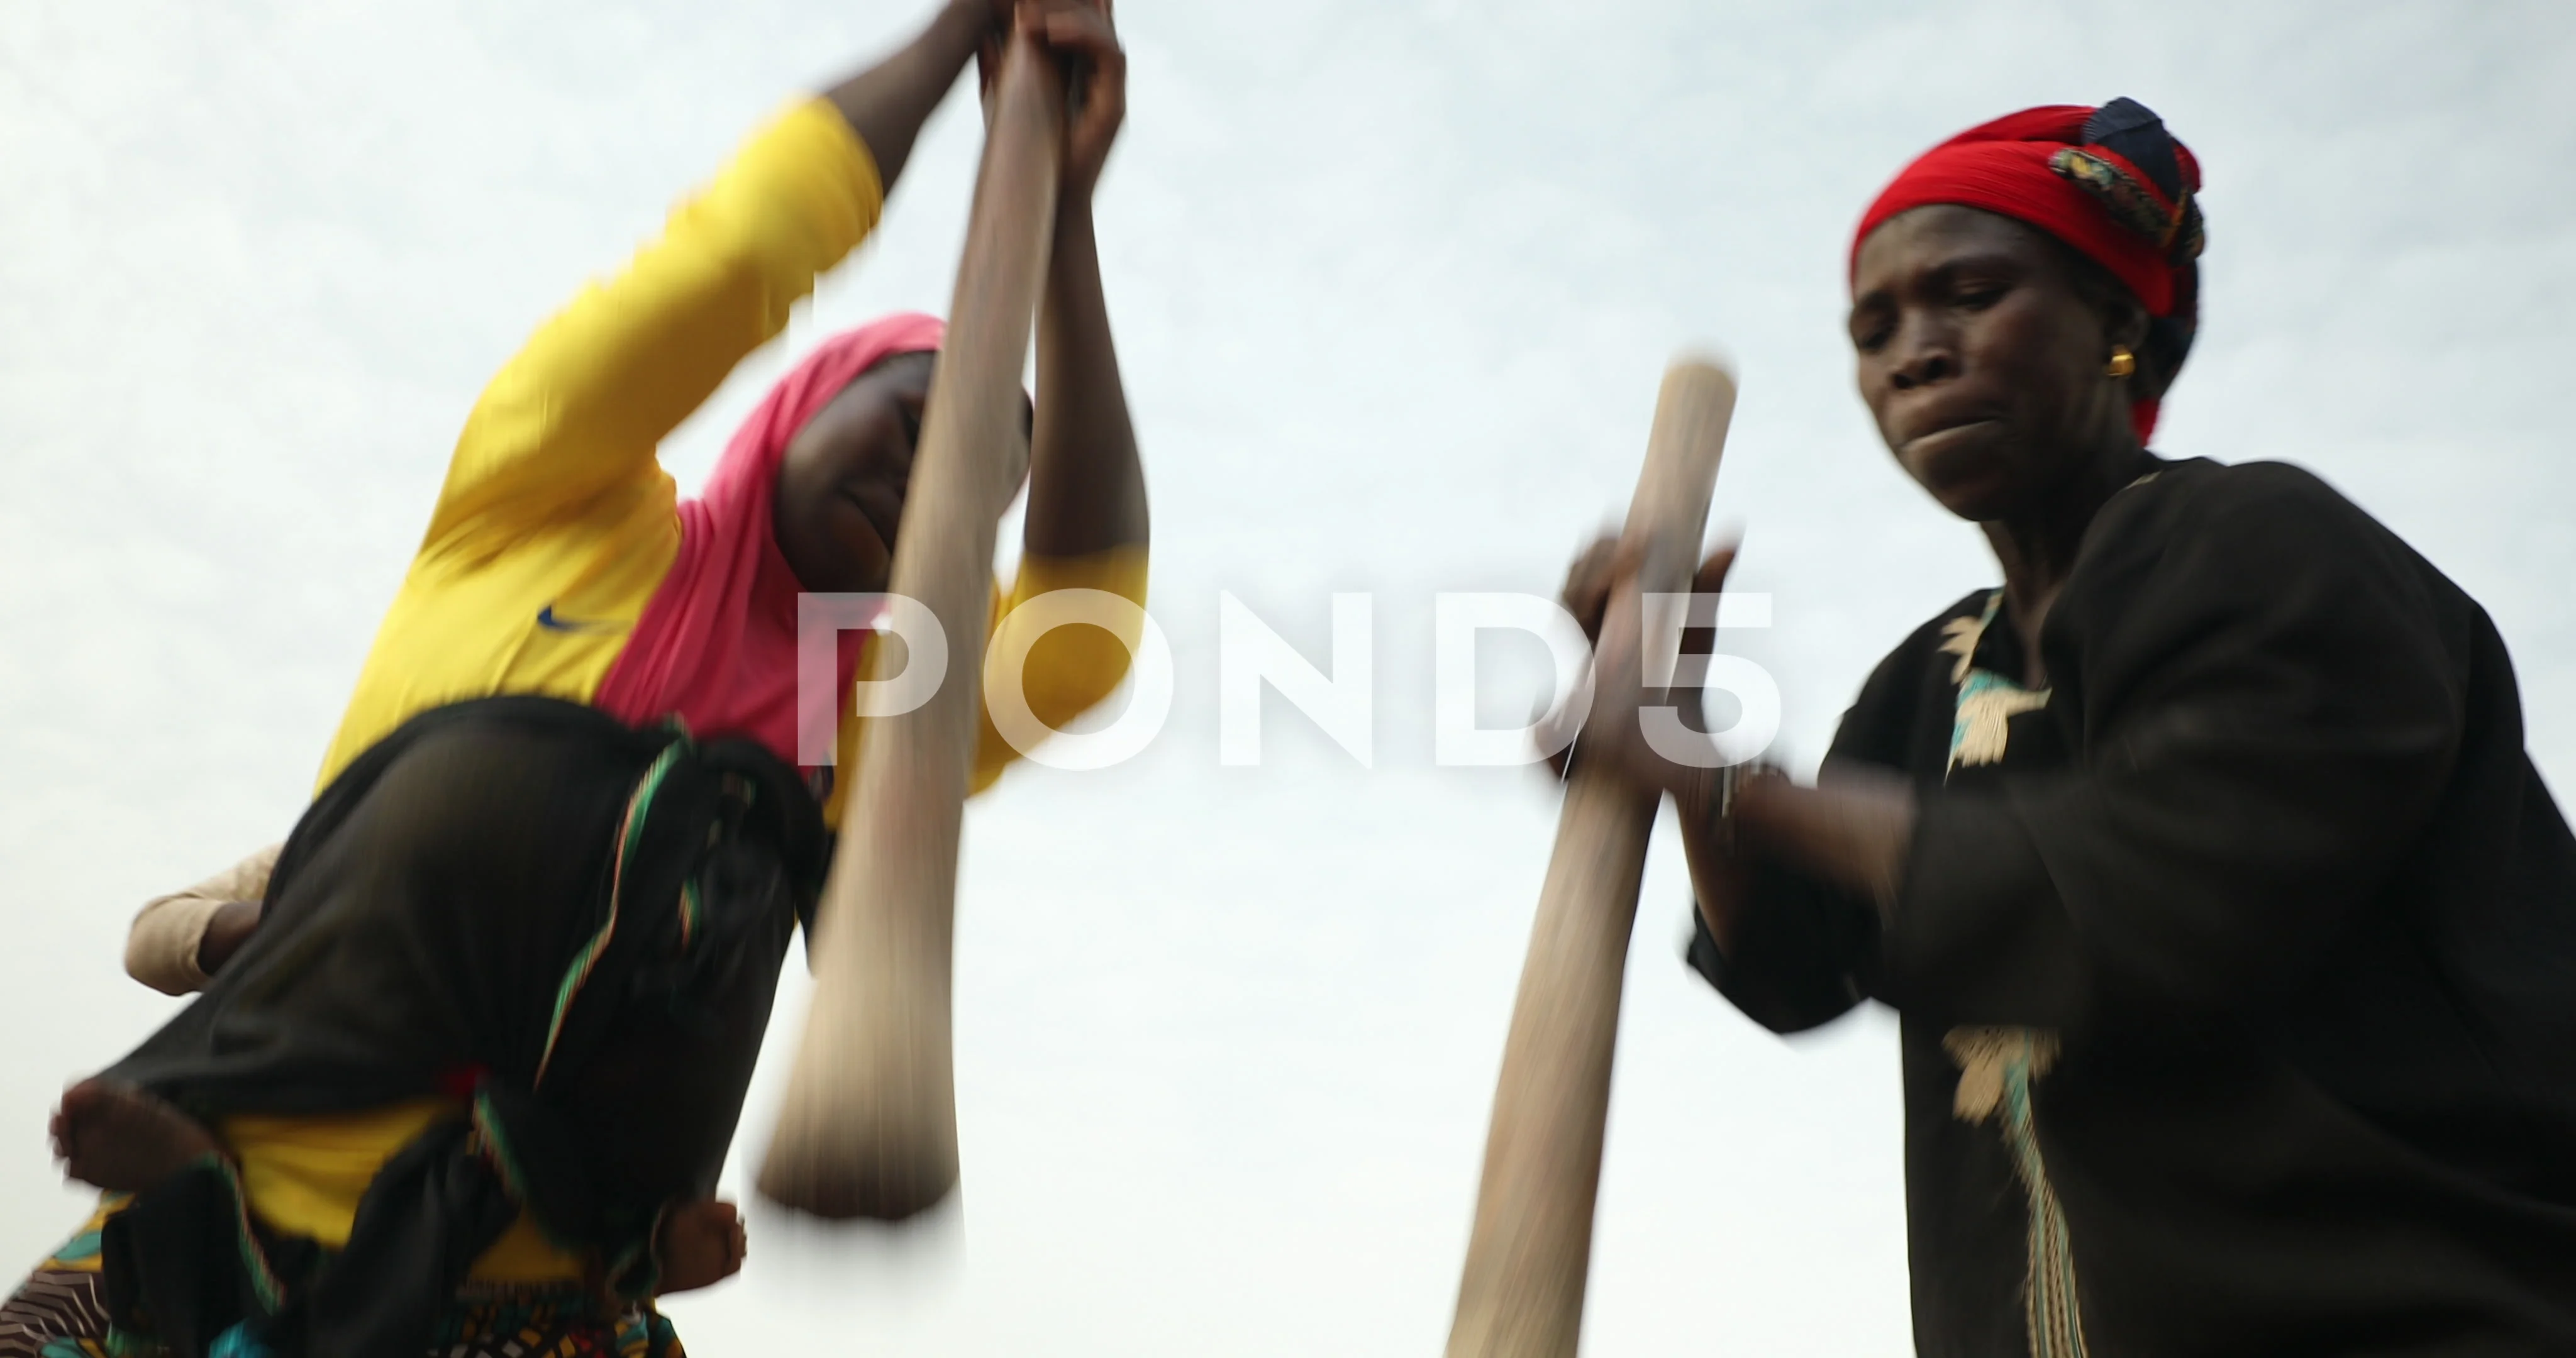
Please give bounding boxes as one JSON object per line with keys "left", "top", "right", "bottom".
{"left": 1023, "top": 0, "right": 1146, "bottom": 559}
{"left": 423, "top": 2, "right": 1005, "bottom": 555}
{"left": 970, "top": 0, "right": 1150, "bottom": 792}
{"left": 824, "top": 1, "right": 1004, "bottom": 191}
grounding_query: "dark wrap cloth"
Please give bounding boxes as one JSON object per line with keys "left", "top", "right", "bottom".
{"left": 1688, "top": 458, "right": 2576, "bottom": 1354}
{"left": 92, "top": 695, "right": 825, "bottom": 1357}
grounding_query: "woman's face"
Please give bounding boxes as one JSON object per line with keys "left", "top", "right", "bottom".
{"left": 772, "top": 351, "right": 936, "bottom": 595}
{"left": 1848, "top": 205, "right": 2142, "bottom": 523}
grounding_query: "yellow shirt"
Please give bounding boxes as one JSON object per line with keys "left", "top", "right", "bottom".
{"left": 225, "top": 1103, "right": 577, "bottom": 1282}
{"left": 315, "top": 97, "right": 1145, "bottom": 797}
{"left": 231, "top": 97, "right": 1146, "bottom": 1284}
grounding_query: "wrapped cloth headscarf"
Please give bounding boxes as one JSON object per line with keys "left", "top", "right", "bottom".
{"left": 1851, "top": 98, "right": 2204, "bottom": 440}
{"left": 594, "top": 311, "right": 945, "bottom": 767}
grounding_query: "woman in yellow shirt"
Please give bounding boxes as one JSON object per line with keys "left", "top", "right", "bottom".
{"left": 9, "top": 2, "right": 1146, "bottom": 1355}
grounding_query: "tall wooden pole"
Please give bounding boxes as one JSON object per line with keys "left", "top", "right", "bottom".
{"left": 757, "top": 26, "right": 1066, "bottom": 1222}
{"left": 1446, "top": 360, "right": 1738, "bottom": 1356}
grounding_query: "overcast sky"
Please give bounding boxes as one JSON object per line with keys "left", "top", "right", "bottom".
{"left": 6, "top": 1, "right": 2573, "bottom": 1352}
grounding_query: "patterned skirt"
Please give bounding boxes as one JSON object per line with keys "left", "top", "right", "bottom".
{"left": 0, "top": 1208, "right": 685, "bottom": 1358}
{"left": 0, "top": 1266, "right": 109, "bottom": 1358}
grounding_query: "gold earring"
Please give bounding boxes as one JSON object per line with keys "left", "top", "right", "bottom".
{"left": 2106, "top": 348, "right": 2136, "bottom": 379}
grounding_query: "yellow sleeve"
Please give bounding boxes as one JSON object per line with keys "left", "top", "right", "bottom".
{"left": 419, "top": 99, "right": 885, "bottom": 561}
{"left": 819, "top": 545, "right": 1151, "bottom": 825}
{"left": 970, "top": 545, "right": 1152, "bottom": 792}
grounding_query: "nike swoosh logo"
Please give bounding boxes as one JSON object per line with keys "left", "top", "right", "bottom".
{"left": 536, "top": 604, "right": 620, "bottom": 633}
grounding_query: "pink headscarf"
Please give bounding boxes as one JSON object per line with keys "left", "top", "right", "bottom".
{"left": 594, "top": 311, "right": 946, "bottom": 767}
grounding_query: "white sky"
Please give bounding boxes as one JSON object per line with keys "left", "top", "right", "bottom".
{"left": 5, "top": 1, "right": 2573, "bottom": 1353}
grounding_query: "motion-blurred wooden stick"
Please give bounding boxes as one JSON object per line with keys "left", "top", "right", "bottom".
{"left": 756, "top": 23, "right": 1065, "bottom": 1222}
{"left": 1446, "top": 360, "right": 1738, "bottom": 1356}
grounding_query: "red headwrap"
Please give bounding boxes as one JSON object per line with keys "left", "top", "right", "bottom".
{"left": 593, "top": 312, "right": 945, "bottom": 768}
{"left": 1851, "top": 99, "right": 2204, "bottom": 439}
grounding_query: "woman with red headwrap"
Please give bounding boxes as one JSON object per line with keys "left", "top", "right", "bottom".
{"left": 1568, "top": 99, "right": 2576, "bottom": 1352}
{"left": 7, "top": 2, "right": 1145, "bottom": 1355}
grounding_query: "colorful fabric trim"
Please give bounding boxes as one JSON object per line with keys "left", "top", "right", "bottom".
{"left": 468, "top": 1092, "right": 535, "bottom": 1213}
{"left": 1936, "top": 601, "right": 2088, "bottom": 1356}
{"left": 536, "top": 734, "right": 691, "bottom": 1090}
{"left": 2048, "top": 148, "right": 2188, "bottom": 257}
{"left": 33, "top": 1202, "right": 121, "bottom": 1277}
{"left": 435, "top": 1286, "right": 682, "bottom": 1358}
{"left": 1937, "top": 592, "right": 2053, "bottom": 776}
{"left": 206, "top": 1158, "right": 283, "bottom": 1317}
{"left": 1945, "top": 1028, "right": 2088, "bottom": 1358}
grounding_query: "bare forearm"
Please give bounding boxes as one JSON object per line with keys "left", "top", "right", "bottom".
{"left": 822, "top": 2, "right": 990, "bottom": 193}
{"left": 1669, "top": 768, "right": 1747, "bottom": 955}
{"left": 1025, "top": 199, "right": 1147, "bottom": 555}
{"left": 1735, "top": 770, "right": 1918, "bottom": 919}
{"left": 1670, "top": 758, "right": 1921, "bottom": 955}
